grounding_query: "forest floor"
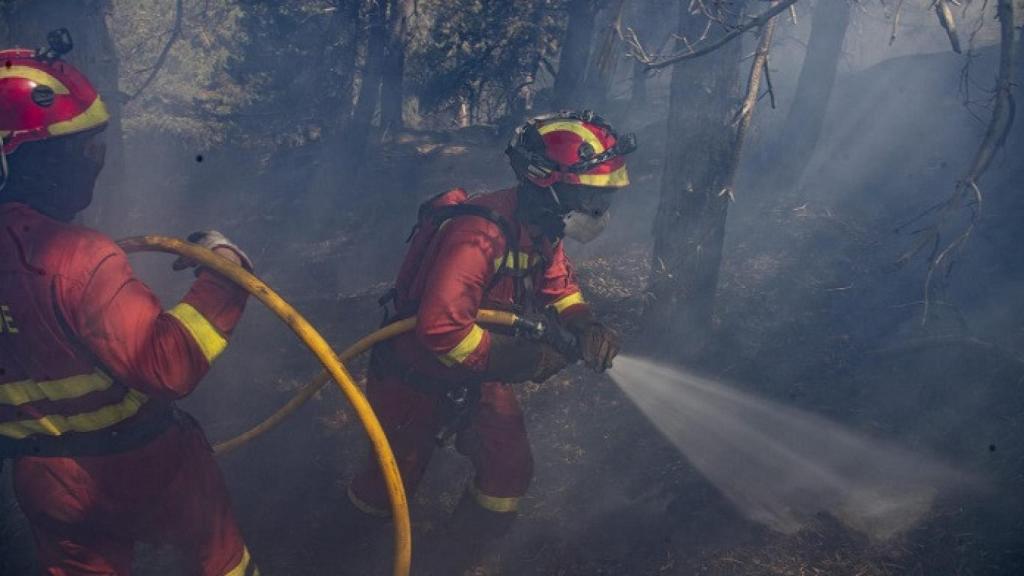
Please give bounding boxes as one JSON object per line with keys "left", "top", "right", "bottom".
{"left": 201, "top": 242, "right": 1022, "bottom": 576}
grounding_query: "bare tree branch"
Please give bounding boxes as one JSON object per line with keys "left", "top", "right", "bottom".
{"left": 934, "top": 0, "right": 962, "bottom": 54}
{"left": 638, "top": 0, "right": 799, "bottom": 70}
{"left": 762, "top": 58, "right": 776, "bottom": 109}
{"left": 889, "top": 0, "right": 907, "bottom": 46}
{"left": 722, "top": 3, "right": 780, "bottom": 201}
{"left": 916, "top": 0, "right": 1015, "bottom": 322}
{"left": 126, "top": 0, "right": 184, "bottom": 102}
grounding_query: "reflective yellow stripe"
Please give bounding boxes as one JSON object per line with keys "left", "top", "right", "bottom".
{"left": 0, "top": 390, "right": 148, "bottom": 439}
{"left": 538, "top": 120, "right": 606, "bottom": 154}
{"left": 493, "top": 251, "right": 534, "bottom": 271}
{"left": 347, "top": 485, "right": 391, "bottom": 518}
{"left": 47, "top": 97, "right": 110, "bottom": 136}
{"left": 470, "top": 483, "right": 520, "bottom": 513}
{"left": 577, "top": 165, "right": 630, "bottom": 187}
{"left": 223, "top": 546, "right": 258, "bottom": 576}
{"left": 438, "top": 324, "right": 485, "bottom": 366}
{"left": 552, "top": 292, "right": 586, "bottom": 314}
{"left": 0, "top": 65, "right": 70, "bottom": 94}
{"left": 168, "top": 302, "right": 228, "bottom": 363}
{"left": 0, "top": 371, "right": 113, "bottom": 406}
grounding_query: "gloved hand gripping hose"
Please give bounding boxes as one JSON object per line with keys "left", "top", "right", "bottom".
{"left": 117, "top": 235, "right": 416, "bottom": 576}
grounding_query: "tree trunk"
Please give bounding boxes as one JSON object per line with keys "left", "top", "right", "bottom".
{"left": 629, "top": 0, "right": 676, "bottom": 108}
{"left": 333, "top": 0, "right": 362, "bottom": 127}
{"left": 583, "top": 0, "right": 627, "bottom": 108}
{"left": 770, "top": 0, "right": 851, "bottom": 197}
{"left": 307, "top": 0, "right": 363, "bottom": 208}
{"left": 351, "top": 0, "right": 387, "bottom": 149}
{"left": 643, "top": 6, "right": 747, "bottom": 360}
{"left": 553, "top": 0, "right": 598, "bottom": 108}
{"left": 380, "top": 0, "right": 413, "bottom": 139}
{"left": 1, "top": 0, "right": 124, "bottom": 231}
{"left": 510, "top": 0, "right": 549, "bottom": 120}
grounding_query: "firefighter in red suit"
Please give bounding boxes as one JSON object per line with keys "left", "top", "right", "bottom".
{"left": 0, "top": 35, "right": 259, "bottom": 575}
{"left": 349, "top": 111, "right": 636, "bottom": 536}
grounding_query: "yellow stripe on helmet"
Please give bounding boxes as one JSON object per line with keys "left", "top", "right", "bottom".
{"left": 47, "top": 96, "right": 110, "bottom": 137}
{"left": 577, "top": 165, "right": 630, "bottom": 187}
{"left": 0, "top": 65, "right": 70, "bottom": 94}
{"left": 538, "top": 120, "right": 606, "bottom": 154}
{"left": 167, "top": 302, "right": 229, "bottom": 363}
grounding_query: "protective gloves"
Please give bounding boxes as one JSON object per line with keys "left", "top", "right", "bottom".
{"left": 564, "top": 315, "right": 619, "bottom": 372}
{"left": 172, "top": 230, "right": 253, "bottom": 273}
{"left": 484, "top": 333, "right": 570, "bottom": 384}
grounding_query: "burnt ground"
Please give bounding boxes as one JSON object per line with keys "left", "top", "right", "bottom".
{"left": 3, "top": 49, "right": 1024, "bottom": 576}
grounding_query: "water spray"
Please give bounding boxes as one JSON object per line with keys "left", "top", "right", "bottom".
{"left": 608, "top": 355, "right": 968, "bottom": 540}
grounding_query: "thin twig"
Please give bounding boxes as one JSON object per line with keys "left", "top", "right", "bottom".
{"left": 762, "top": 56, "right": 776, "bottom": 109}
{"left": 642, "top": 0, "right": 799, "bottom": 70}
{"left": 126, "top": 0, "right": 184, "bottom": 102}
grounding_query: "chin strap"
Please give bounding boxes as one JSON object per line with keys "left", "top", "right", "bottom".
{"left": 516, "top": 183, "right": 566, "bottom": 240}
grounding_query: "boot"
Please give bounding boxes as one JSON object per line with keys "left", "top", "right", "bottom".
{"left": 426, "top": 488, "right": 517, "bottom": 575}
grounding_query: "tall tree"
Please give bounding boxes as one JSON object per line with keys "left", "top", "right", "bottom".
{"left": 553, "top": 0, "right": 598, "bottom": 108}
{"left": 380, "top": 0, "right": 414, "bottom": 138}
{"left": 352, "top": 0, "right": 388, "bottom": 149}
{"left": 769, "top": 0, "right": 851, "bottom": 196}
{"left": 0, "top": 0, "right": 124, "bottom": 230}
{"left": 643, "top": 5, "right": 749, "bottom": 359}
{"left": 583, "top": 0, "right": 627, "bottom": 108}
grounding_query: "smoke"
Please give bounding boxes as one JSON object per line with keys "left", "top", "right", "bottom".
{"left": 609, "top": 355, "right": 973, "bottom": 540}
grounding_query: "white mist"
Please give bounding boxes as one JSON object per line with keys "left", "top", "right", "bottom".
{"left": 609, "top": 355, "right": 968, "bottom": 539}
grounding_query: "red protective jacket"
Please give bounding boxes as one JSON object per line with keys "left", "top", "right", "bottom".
{"left": 0, "top": 203, "right": 247, "bottom": 456}
{"left": 390, "top": 187, "right": 589, "bottom": 379}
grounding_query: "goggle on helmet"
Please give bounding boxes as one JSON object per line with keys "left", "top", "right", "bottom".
{"left": 506, "top": 110, "right": 637, "bottom": 189}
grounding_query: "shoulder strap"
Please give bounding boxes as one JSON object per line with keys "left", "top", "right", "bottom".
{"left": 429, "top": 204, "right": 520, "bottom": 268}
{"left": 380, "top": 201, "right": 522, "bottom": 317}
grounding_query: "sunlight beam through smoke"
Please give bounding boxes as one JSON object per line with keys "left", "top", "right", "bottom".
{"left": 609, "top": 355, "right": 970, "bottom": 539}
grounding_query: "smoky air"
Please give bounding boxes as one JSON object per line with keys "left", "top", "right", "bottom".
{"left": 1, "top": 1, "right": 1021, "bottom": 575}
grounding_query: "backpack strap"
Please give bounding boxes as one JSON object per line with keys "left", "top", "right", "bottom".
{"left": 380, "top": 203, "right": 521, "bottom": 318}
{"left": 428, "top": 204, "right": 519, "bottom": 259}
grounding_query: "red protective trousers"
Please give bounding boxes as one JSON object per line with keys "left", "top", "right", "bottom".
{"left": 13, "top": 423, "right": 253, "bottom": 576}
{"left": 349, "top": 373, "right": 533, "bottom": 515}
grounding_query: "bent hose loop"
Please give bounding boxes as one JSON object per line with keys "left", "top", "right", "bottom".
{"left": 117, "top": 235, "right": 411, "bottom": 576}
{"left": 215, "top": 310, "right": 521, "bottom": 455}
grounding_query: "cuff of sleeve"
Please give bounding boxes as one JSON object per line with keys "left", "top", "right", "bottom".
{"left": 437, "top": 324, "right": 490, "bottom": 369}
{"left": 551, "top": 292, "right": 588, "bottom": 317}
{"left": 182, "top": 270, "right": 249, "bottom": 336}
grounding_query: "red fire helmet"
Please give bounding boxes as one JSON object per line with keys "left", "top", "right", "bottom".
{"left": 506, "top": 110, "right": 636, "bottom": 189}
{"left": 0, "top": 47, "right": 110, "bottom": 156}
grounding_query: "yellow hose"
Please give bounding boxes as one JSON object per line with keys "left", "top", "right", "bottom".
{"left": 214, "top": 308, "right": 519, "bottom": 456}
{"left": 116, "top": 235, "right": 422, "bottom": 576}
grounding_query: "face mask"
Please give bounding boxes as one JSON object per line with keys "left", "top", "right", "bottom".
{"left": 563, "top": 209, "right": 610, "bottom": 243}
